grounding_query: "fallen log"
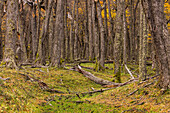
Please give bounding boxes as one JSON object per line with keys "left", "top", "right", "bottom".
{"left": 74, "top": 65, "right": 138, "bottom": 87}
{"left": 75, "top": 65, "right": 120, "bottom": 86}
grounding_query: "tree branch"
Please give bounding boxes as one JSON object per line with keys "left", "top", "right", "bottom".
{"left": 125, "top": 64, "right": 135, "bottom": 79}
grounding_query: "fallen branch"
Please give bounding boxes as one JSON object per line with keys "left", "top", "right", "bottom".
{"left": 125, "top": 64, "right": 135, "bottom": 79}
{"left": 31, "top": 65, "right": 48, "bottom": 68}
{"left": 80, "top": 66, "right": 94, "bottom": 70}
{"left": 127, "top": 81, "right": 155, "bottom": 96}
{"left": 138, "top": 74, "right": 160, "bottom": 85}
{"left": 18, "top": 72, "right": 64, "bottom": 93}
{"left": 81, "top": 88, "right": 112, "bottom": 95}
{"left": 80, "top": 65, "right": 112, "bottom": 70}
{"left": 0, "top": 77, "right": 10, "bottom": 81}
{"left": 20, "top": 63, "right": 33, "bottom": 66}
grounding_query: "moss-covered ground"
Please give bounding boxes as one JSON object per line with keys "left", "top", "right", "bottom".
{"left": 0, "top": 63, "right": 169, "bottom": 112}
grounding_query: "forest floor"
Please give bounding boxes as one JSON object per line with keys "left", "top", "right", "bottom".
{"left": 0, "top": 63, "right": 169, "bottom": 113}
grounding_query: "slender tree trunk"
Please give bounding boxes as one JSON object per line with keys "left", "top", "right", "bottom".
{"left": 103, "top": 0, "right": 108, "bottom": 59}
{"left": 107, "top": 0, "right": 114, "bottom": 60}
{"left": 70, "top": 0, "right": 76, "bottom": 61}
{"left": 142, "top": 13, "right": 147, "bottom": 79}
{"left": 96, "top": 1, "right": 105, "bottom": 69}
{"left": 88, "top": 0, "right": 93, "bottom": 60}
{"left": 139, "top": 0, "right": 143, "bottom": 78}
{"left": 32, "top": 1, "right": 38, "bottom": 61}
{"left": 39, "top": 0, "right": 54, "bottom": 65}
{"left": 114, "top": 0, "right": 123, "bottom": 75}
{"left": 122, "top": 0, "right": 127, "bottom": 65}
{"left": 0, "top": 0, "right": 4, "bottom": 60}
{"left": 65, "top": 0, "right": 69, "bottom": 61}
{"left": 92, "top": 1, "right": 99, "bottom": 60}
{"left": 129, "top": 0, "right": 134, "bottom": 62}
{"left": 52, "top": 0, "right": 64, "bottom": 67}
{"left": 74, "top": 0, "right": 79, "bottom": 60}
{"left": 17, "top": 1, "right": 27, "bottom": 62}
{"left": 85, "top": 0, "right": 89, "bottom": 60}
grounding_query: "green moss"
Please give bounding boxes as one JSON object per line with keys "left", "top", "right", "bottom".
{"left": 114, "top": 66, "right": 121, "bottom": 83}
{"left": 94, "top": 58, "right": 99, "bottom": 71}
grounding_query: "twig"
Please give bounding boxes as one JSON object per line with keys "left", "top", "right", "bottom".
{"left": 80, "top": 88, "right": 112, "bottom": 95}
{"left": 127, "top": 81, "right": 155, "bottom": 96}
{"left": 127, "top": 89, "right": 139, "bottom": 96}
{"left": 138, "top": 74, "right": 160, "bottom": 85}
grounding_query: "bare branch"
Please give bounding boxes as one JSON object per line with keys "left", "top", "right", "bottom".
{"left": 125, "top": 64, "right": 135, "bottom": 79}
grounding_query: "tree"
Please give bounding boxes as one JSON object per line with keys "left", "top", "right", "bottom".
{"left": 3, "top": 0, "right": 18, "bottom": 69}
{"left": 142, "top": 0, "right": 170, "bottom": 89}
{"left": 96, "top": 0, "right": 105, "bottom": 69}
{"left": 114, "top": 0, "right": 123, "bottom": 78}
{"left": 51, "top": 0, "right": 64, "bottom": 67}
{"left": 0, "top": 0, "right": 4, "bottom": 60}
{"left": 39, "top": 0, "right": 54, "bottom": 65}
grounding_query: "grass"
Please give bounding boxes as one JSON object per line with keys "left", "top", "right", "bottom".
{"left": 0, "top": 63, "right": 169, "bottom": 112}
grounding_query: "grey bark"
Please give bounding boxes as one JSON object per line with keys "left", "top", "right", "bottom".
{"left": 4, "top": 0, "right": 18, "bottom": 69}
{"left": 92, "top": 1, "right": 99, "bottom": 60}
{"left": 88, "top": 0, "right": 93, "bottom": 60}
{"left": 0, "top": 0, "right": 4, "bottom": 60}
{"left": 52, "top": 0, "right": 64, "bottom": 67}
{"left": 142, "top": 0, "right": 170, "bottom": 89}
{"left": 107, "top": 0, "right": 114, "bottom": 59}
{"left": 74, "top": 0, "right": 79, "bottom": 60}
{"left": 96, "top": 0, "right": 105, "bottom": 68}
{"left": 69, "top": 0, "right": 76, "bottom": 61}
{"left": 17, "top": 0, "right": 27, "bottom": 62}
{"left": 39, "top": 0, "right": 54, "bottom": 65}
{"left": 31, "top": 1, "right": 38, "bottom": 61}
{"left": 114, "top": 0, "right": 123, "bottom": 74}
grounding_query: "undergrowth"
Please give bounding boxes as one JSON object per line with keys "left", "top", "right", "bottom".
{"left": 0, "top": 63, "right": 169, "bottom": 112}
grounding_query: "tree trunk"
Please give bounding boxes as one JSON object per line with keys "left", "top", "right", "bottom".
{"left": 114, "top": 0, "right": 123, "bottom": 75}
{"left": 142, "top": 0, "right": 170, "bottom": 89}
{"left": 88, "top": 0, "right": 93, "bottom": 60}
{"left": 4, "top": 0, "right": 18, "bottom": 69}
{"left": 0, "top": 0, "right": 4, "bottom": 60}
{"left": 139, "top": 0, "right": 143, "bottom": 78}
{"left": 92, "top": 1, "right": 99, "bottom": 60}
{"left": 69, "top": 0, "right": 76, "bottom": 61}
{"left": 129, "top": 0, "right": 134, "bottom": 62}
{"left": 31, "top": 2, "right": 38, "bottom": 61}
{"left": 85, "top": 0, "right": 89, "bottom": 60}
{"left": 103, "top": 0, "right": 108, "bottom": 59}
{"left": 65, "top": 0, "right": 69, "bottom": 61}
{"left": 107, "top": 0, "right": 114, "bottom": 60}
{"left": 39, "top": 0, "right": 54, "bottom": 65}
{"left": 122, "top": 0, "right": 127, "bottom": 65}
{"left": 52, "top": 0, "right": 64, "bottom": 67}
{"left": 96, "top": 1, "right": 105, "bottom": 69}
{"left": 17, "top": 1, "right": 27, "bottom": 63}
{"left": 74, "top": 0, "right": 79, "bottom": 60}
